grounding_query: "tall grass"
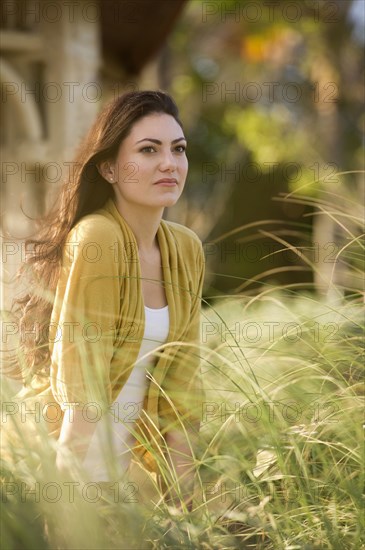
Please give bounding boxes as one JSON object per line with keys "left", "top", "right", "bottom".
{"left": 1, "top": 189, "right": 364, "bottom": 549}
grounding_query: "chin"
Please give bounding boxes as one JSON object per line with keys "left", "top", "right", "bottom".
{"left": 161, "top": 198, "right": 179, "bottom": 207}
{"left": 154, "top": 195, "right": 180, "bottom": 208}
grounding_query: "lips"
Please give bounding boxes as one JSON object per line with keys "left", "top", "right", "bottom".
{"left": 153, "top": 178, "right": 178, "bottom": 185}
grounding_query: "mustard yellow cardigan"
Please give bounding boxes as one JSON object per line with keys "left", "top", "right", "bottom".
{"left": 14, "top": 197, "right": 205, "bottom": 473}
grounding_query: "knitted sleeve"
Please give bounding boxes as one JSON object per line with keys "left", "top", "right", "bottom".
{"left": 49, "top": 216, "right": 121, "bottom": 411}
{"left": 159, "top": 238, "right": 206, "bottom": 434}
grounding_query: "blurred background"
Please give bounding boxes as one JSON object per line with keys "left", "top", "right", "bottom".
{"left": 1, "top": 0, "right": 364, "bottom": 307}
{"left": 1, "top": 4, "right": 364, "bottom": 546}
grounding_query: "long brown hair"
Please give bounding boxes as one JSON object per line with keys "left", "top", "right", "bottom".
{"left": 8, "top": 90, "right": 183, "bottom": 384}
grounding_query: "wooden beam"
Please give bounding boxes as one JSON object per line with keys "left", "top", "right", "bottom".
{"left": 0, "top": 30, "right": 44, "bottom": 53}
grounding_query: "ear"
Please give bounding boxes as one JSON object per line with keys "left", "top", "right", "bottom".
{"left": 96, "top": 160, "right": 116, "bottom": 183}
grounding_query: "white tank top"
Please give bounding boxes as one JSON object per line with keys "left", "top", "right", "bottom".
{"left": 81, "top": 305, "right": 169, "bottom": 482}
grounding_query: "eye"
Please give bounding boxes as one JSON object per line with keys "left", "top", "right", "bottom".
{"left": 140, "top": 146, "right": 156, "bottom": 153}
{"left": 139, "top": 144, "right": 187, "bottom": 153}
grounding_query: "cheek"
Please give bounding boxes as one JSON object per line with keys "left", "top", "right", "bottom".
{"left": 123, "top": 163, "right": 140, "bottom": 185}
{"left": 116, "top": 157, "right": 146, "bottom": 184}
{"left": 114, "top": 157, "right": 129, "bottom": 180}
{"left": 180, "top": 157, "right": 188, "bottom": 173}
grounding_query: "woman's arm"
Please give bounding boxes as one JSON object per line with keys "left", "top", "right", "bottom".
{"left": 51, "top": 219, "right": 122, "bottom": 472}
{"left": 56, "top": 408, "right": 98, "bottom": 472}
{"left": 163, "top": 239, "right": 206, "bottom": 511}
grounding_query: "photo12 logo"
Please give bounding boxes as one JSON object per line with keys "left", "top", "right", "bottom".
{"left": 201, "top": 81, "right": 338, "bottom": 104}
{"left": 1, "top": 480, "right": 139, "bottom": 504}
{"left": 201, "top": 2, "right": 341, "bottom": 24}
{"left": 0, "top": 2, "right": 140, "bottom": 25}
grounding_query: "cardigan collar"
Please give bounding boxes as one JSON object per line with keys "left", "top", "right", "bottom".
{"left": 100, "top": 197, "right": 179, "bottom": 346}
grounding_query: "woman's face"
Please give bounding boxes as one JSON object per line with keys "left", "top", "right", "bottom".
{"left": 108, "top": 112, "right": 188, "bottom": 209}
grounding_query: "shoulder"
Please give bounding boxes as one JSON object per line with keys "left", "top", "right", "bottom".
{"left": 63, "top": 213, "right": 122, "bottom": 269}
{"left": 67, "top": 212, "right": 119, "bottom": 246}
{"left": 164, "top": 220, "right": 203, "bottom": 252}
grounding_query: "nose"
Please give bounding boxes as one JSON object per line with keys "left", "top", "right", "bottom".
{"left": 158, "top": 148, "right": 177, "bottom": 171}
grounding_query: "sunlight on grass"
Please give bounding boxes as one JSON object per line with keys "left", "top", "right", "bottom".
{"left": 1, "top": 190, "right": 364, "bottom": 549}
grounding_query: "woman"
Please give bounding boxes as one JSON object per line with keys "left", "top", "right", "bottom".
{"left": 7, "top": 90, "right": 206, "bottom": 511}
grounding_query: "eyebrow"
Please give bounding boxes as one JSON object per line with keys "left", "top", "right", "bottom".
{"left": 135, "top": 137, "right": 187, "bottom": 145}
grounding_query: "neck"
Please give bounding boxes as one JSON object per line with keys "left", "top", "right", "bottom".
{"left": 112, "top": 196, "right": 164, "bottom": 253}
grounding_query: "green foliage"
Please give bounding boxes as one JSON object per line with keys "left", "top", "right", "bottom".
{"left": 2, "top": 1, "right": 364, "bottom": 547}
{"left": 166, "top": 0, "right": 364, "bottom": 295}
{"left": 2, "top": 190, "right": 364, "bottom": 549}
